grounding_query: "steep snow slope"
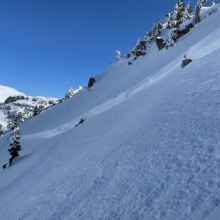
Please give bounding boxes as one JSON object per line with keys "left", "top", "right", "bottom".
{"left": 1, "top": 7, "right": 220, "bottom": 220}
{"left": 0, "top": 85, "right": 23, "bottom": 103}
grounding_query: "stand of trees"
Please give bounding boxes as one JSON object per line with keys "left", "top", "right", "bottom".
{"left": 116, "top": 0, "right": 215, "bottom": 61}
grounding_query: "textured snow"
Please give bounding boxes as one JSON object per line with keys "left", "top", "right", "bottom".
{"left": 0, "top": 85, "right": 23, "bottom": 103}
{"left": 1, "top": 6, "right": 220, "bottom": 220}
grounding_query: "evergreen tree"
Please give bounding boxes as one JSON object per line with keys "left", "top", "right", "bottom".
{"left": 3, "top": 114, "right": 24, "bottom": 169}
{"left": 166, "top": 29, "right": 177, "bottom": 49}
{"left": 194, "top": 0, "right": 208, "bottom": 23}
{"left": 182, "top": 1, "right": 193, "bottom": 22}
{"left": 116, "top": 50, "right": 123, "bottom": 61}
{"left": 16, "top": 112, "right": 25, "bottom": 125}
{"left": 151, "top": 20, "right": 163, "bottom": 38}
{"left": 173, "top": 0, "right": 185, "bottom": 28}
{"left": 0, "top": 124, "right": 4, "bottom": 137}
{"left": 212, "top": 0, "right": 216, "bottom": 5}
{"left": 7, "top": 110, "right": 16, "bottom": 130}
{"left": 8, "top": 125, "right": 21, "bottom": 166}
{"left": 64, "top": 87, "right": 75, "bottom": 100}
{"left": 39, "top": 105, "right": 44, "bottom": 113}
{"left": 33, "top": 106, "right": 39, "bottom": 116}
{"left": 165, "top": 12, "right": 174, "bottom": 29}
{"left": 144, "top": 32, "right": 154, "bottom": 48}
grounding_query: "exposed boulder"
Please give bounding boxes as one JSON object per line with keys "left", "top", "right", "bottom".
{"left": 138, "top": 41, "right": 147, "bottom": 50}
{"left": 175, "top": 23, "right": 194, "bottom": 39}
{"left": 136, "top": 51, "right": 143, "bottom": 57}
{"left": 156, "top": 37, "right": 166, "bottom": 51}
{"left": 88, "top": 77, "right": 96, "bottom": 88}
{"left": 75, "top": 118, "right": 84, "bottom": 127}
{"left": 181, "top": 59, "right": 192, "bottom": 68}
{"left": 128, "top": 62, "right": 132, "bottom": 65}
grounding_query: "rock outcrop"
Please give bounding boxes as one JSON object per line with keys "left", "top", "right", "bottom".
{"left": 156, "top": 37, "right": 166, "bottom": 51}
{"left": 181, "top": 59, "right": 192, "bottom": 68}
{"left": 175, "top": 23, "right": 194, "bottom": 39}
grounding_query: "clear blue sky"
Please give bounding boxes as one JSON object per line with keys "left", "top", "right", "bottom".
{"left": 0, "top": 0, "right": 200, "bottom": 98}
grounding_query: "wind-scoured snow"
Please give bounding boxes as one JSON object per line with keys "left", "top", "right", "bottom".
{"left": 1, "top": 5, "right": 220, "bottom": 220}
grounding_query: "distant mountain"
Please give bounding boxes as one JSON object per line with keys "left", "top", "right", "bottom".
{"left": 0, "top": 85, "right": 83, "bottom": 131}
{"left": 0, "top": 85, "right": 24, "bottom": 103}
{"left": 0, "top": 85, "right": 59, "bottom": 130}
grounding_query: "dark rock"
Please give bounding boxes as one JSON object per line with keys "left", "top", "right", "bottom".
{"left": 75, "top": 118, "right": 84, "bottom": 127}
{"left": 175, "top": 23, "right": 194, "bottom": 39}
{"left": 181, "top": 59, "right": 192, "bottom": 68}
{"left": 136, "top": 41, "right": 146, "bottom": 50}
{"left": 128, "top": 62, "right": 132, "bottom": 65}
{"left": 134, "top": 57, "right": 137, "bottom": 61}
{"left": 139, "top": 41, "right": 147, "bottom": 50}
{"left": 156, "top": 37, "right": 166, "bottom": 51}
{"left": 136, "top": 51, "right": 143, "bottom": 57}
{"left": 88, "top": 77, "right": 96, "bottom": 88}
{"left": 5, "top": 96, "right": 26, "bottom": 104}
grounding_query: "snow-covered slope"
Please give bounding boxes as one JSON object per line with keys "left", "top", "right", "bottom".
{"left": 0, "top": 85, "right": 23, "bottom": 103}
{"left": 1, "top": 6, "right": 220, "bottom": 220}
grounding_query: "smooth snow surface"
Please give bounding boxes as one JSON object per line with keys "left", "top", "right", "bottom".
{"left": 0, "top": 85, "right": 23, "bottom": 103}
{"left": 1, "top": 7, "right": 220, "bottom": 220}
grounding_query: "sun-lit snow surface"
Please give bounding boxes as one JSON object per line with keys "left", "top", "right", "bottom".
{"left": 0, "top": 85, "right": 23, "bottom": 103}
{"left": 1, "top": 6, "right": 220, "bottom": 220}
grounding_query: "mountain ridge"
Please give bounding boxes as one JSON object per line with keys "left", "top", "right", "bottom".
{"left": 0, "top": 85, "right": 24, "bottom": 103}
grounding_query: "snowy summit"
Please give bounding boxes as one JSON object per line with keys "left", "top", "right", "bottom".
{"left": 0, "top": 85, "right": 23, "bottom": 103}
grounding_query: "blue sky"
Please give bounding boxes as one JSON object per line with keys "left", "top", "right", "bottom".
{"left": 0, "top": 0, "right": 200, "bottom": 98}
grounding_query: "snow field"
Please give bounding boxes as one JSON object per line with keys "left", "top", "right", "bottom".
{"left": 1, "top": 5, "right": 220, "bottom": 220}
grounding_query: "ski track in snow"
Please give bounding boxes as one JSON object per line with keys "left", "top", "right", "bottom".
{"left": 23, "top": 61, "right": 180, "bottom": 140}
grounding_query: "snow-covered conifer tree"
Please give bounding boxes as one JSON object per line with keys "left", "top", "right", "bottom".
{"left": 194, "top": 0, "right": 208, "bottom": 23}
{"left": 151, "top": 20, "right": 163, "bottom": 38}
{"left": 64, "top": 87, "right": 75, "bottom": 100}
{"left": 2, "top": 114, "right": 24, "bottom": 169}
{"left": 165, "top": 13, "right": 174, "bottom": 29}
{"left": 7, "top": 110, "right": 16, "bottom": 130}
{"left": 8, "top": 126, "right": 21, "bottom": 166}
{"left": 182, "top": 1, "right": 193, "bottom": 22}
{"left": 144, "top": 32, "right": 154, "bottom": 48}
{"left": 212, "top": 0, "right": 216, "bottom": 5}
{"left": 33, "top": 106, "right": 39, "bottom": 116}
{"left": 0, "top": 124, "right": 4, "bottom": 137}
{"left": 17, "top": 112, "right": 25, "bottom": 125}
{"left": 116, "top": 50, "right": 123, "bottom": 61}
{"left": 173, "top": 0, "right": 185, "bottom": 28}
{"left": 166, "top": 29, "right": 177, "bottom": 49}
